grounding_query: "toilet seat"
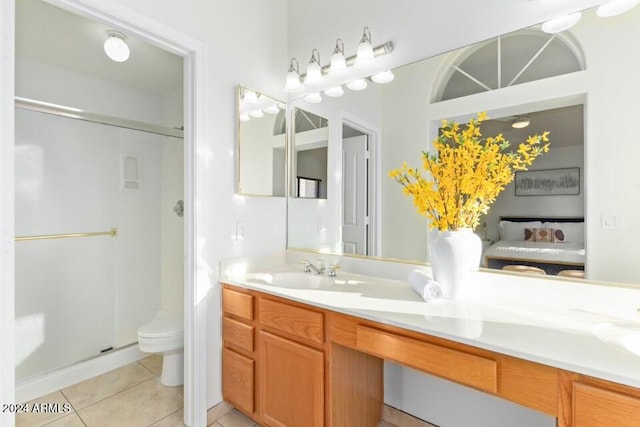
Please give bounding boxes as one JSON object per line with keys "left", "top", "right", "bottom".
{"left": 137, "top": 312, "right": 184, "bottom": 354}
{"left": 137, "top": 312, "right": 183, "bottom": 339}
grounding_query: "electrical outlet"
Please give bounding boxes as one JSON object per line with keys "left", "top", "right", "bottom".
{"left": 236, "top": 221, "right": 246, "bottom": 240}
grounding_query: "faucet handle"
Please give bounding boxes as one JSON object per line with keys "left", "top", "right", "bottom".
{"left": 302, "top": 260, "right": 312, "bottom": 272}
{"left": 327, "top": 264, "right": 340, "bottom": 277}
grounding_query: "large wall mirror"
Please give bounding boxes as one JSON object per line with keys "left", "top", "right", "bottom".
{"left": 287, "top": 5, "right": 640, "bottom": 287}
{"left": 237, "top": 85, "right": 287, "bottom": 196}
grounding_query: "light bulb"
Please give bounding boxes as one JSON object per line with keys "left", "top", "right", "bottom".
{"left": 243, "top": 90, "right": 258, "bottom": 105}
{"left": 330, "top": 39, "right": 347, "bottom": 74}
{"left": 305, "top": 49, "right": 323, "bottom": 84}
{"left": 104, "top": 31, "right": 130, "bottom": 62}
{"left": 324, "top": 86, "right": 344, "bottom": 97}
{"left": 239, "top": 113, "right": 250, "bottom": 122}
{"left": 346, "top": 79, "right": 367, "bottom": 91}
{"left": 249, "top": 109, "right": 264, "bottom": 118}
{"left": 285, "top": 58, "right": 302, "bottom": 92}
{"left": 263, "top": 103, "right": 280, "bottom": 115}
{"left": 355, "top": 27, "right": 374, "bottom": 69}
{"left": 541, "top": 12, "right": 581, "bottom": 33}
{"left": 597, "top": 0, "right": 640, "bottom": 17}
{"left": 371, "top": 70, "right": 395, "bottom": 84}
{"left": 303, "top": 92, "right": 322, "bottom": 103}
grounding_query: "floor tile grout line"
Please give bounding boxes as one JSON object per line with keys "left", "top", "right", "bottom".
{"left": 71, "top": 376, "right": 160, "bottom": 414}
{"left": 147, "top": 406, "right": 183, "bottom": 427}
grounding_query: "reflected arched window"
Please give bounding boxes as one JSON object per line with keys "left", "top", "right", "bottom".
{"left": 434, "top": 28, "right": 585, "bottom": 102}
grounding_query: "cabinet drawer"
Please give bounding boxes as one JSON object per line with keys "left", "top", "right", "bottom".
{"left": 573, "top": 383, "right": 640, "bottom": 427}
{"left": 356, "top": 325, "right": 497, "bottom": 393}
{"left": 223, "top": 287, "right": 253, "bottom": 321}
{"left": 223, "top": 316, "right": 254, "bottom": 353}
{"left": 222, "top": 348, "right": 254, "bottom": 415}
{"left": 259, "top": 299, "right": 323, "bottom": 345}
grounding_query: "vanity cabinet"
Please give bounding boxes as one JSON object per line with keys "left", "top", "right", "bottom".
{"left": 258, "top": 298, "right": 324, "bottom": 427}
{"left": 221, "top": 283, "right": 640, "bottom": 427}
{"left": 222, "top": 287, "right": 255, "bottom": 416}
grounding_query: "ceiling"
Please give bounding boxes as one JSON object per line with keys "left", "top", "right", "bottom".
{"left": 15, "top": 0, "right": 183, "bottom": 96}
{"left": 481, "top": 105, "right": 584, "bottom": 149}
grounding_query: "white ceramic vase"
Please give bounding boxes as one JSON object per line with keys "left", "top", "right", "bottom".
{"left": 429, "top": 228, "right": 482, "bottom": 299}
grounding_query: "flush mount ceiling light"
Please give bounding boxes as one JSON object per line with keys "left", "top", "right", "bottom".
{"left": 104, "top": 31, "right": 130, "bottom": 62}
{"left": 597, "top": 0, "right": 640, "bottom": 17}
{"left": 511, "top": 116, "right": 531, "bottom": 129}
{"left": 541, "top": 12, "right": 581, "bottom": 33}
{"left": 285, "top": 58, "right": 302, "bottom": 93}
{"left": 355, "top": 27, "right": 374, "bottom": 69}
{"left": 330, "top": 39, "right": 347, "bottom": 74}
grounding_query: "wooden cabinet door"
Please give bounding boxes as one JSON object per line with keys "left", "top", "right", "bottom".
{"left": 573, "top": 383, "right": 640, "bottom": 427}
{"left": 222, "top": 348, "right": 254, "bottom": 415}
{"left": 258, "top": 331, "right": 324, "bottom": 427}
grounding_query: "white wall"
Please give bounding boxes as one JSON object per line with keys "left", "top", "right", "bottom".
{"left": 105, "top": 0, "right": 289, "bottom": 412}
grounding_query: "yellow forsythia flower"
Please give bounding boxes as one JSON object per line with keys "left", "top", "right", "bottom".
{"left": 389, "top": 112, "right": 550, "bottom": 231}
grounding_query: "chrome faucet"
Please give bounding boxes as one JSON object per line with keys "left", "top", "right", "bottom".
{"left": 303, "top": 260, "right": 325, "bottom": 274}
{"left": 326, "top": 264, "right": 340, "bottom": 277}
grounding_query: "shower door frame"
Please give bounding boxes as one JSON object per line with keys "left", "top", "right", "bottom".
{"left": 1, "top": 1, "right": 207, "bottom": 426}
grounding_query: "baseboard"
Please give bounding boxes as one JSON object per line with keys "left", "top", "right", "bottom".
{"left": 16, "top": 344, "right": 146, "bottom": 403}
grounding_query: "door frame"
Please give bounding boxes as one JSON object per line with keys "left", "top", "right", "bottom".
{"left": 1, "top": 1, "right": 207, "bottom": 425}
{"left": 340, "top": 113, "right": 381, "bottom": 257}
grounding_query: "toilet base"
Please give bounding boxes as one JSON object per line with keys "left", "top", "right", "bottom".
{"left": 161, "top": 349, "right": 184, "bottom": 387}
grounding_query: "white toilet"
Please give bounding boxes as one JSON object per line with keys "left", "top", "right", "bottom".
{"left": 137, "top": 311, "right": 184, "bottom": 386}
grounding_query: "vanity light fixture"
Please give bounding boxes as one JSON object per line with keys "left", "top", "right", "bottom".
{"left": 371, "top": 70, "right": 395, "bottom": 84}
{"left": 305, "top": 49, "right": 323, "bottom": 84}
{"left": 249, "top": 109, "right": 264, "bottom": 118}
{"left": 541, "top": 12, "right": 581, "bottom": 33}
{"left": 104, "top": 31, "right": 130, "bottom": 62}
{"left": 346, "top": 78, "right": 368, "bottom": 91}
{"left": 330, "top": 39, "right": 347, "bottom": 74}
{"left": 324, "top": 86, "right": 345, "bottom": 97}
{"left": 263, "top": 103, "right": 280, "bottom": 115}
{"left": 355, "top": 27, "right": 374, "bottom": 69}
{"left": 597, "top": 0, "right": 640, "bottom": 17}
{"left": 303, "top": 92, "right": 322, "bottom": 103}
{"left": 243, "top": 89, "right": 259, "bottom": 105}
{"left": 511, "top": 116, "right": 531, "bottom": 129}
{"left": 285, "top": 58, "right": 302, "bottom": 93}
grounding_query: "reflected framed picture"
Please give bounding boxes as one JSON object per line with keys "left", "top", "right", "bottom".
{"left": 514, "top": 167, "right": 580, "bottom": 196}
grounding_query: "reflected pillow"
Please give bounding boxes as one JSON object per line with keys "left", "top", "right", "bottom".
{"left": 545, "top": 222, "right": 584, "bottom": 243}
{"left": 524, "top": 228, "right": 565, "bottom": 242}
{"left": 499, "top": 220, "right": 542, "bottom": 241}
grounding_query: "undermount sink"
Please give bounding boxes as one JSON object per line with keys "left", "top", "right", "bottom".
{"left": 247, "top": 271, "right": 334, "bottom": 289}
{"left": 593, "top": 322, "right": 640, "bottom": 356}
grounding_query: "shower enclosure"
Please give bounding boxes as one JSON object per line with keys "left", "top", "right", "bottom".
{"left": 14, "top": 100, "right": 184, "bottom": 383}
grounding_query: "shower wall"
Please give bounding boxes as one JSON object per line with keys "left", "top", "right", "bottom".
{"left": 15, "top": 57, "right": 183, "bottom": 381}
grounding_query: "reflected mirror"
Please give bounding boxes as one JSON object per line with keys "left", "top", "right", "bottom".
{"left": 237, "top": 86, "right": 286, "bottom": 196}
{"left": 287, "top": 5, "right": 640, "bottom": 286}
{"left": 291, "top": 108, "right": 329, "bottom": 199}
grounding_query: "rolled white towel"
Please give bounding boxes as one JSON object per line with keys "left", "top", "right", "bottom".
{"left": 408, "top": 269, "right": 443, "bottom": 302}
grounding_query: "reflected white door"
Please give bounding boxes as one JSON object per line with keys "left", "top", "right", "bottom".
{"left": 342, "top": 135, "right": 368, "bottom": 255}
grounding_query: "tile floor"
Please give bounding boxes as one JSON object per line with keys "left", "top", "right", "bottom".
{"left": 16, "top": 355, "right": 429, "bottom": 427}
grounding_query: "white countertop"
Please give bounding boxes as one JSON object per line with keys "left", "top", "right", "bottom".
{"left": 220, "top": 252, "right": 640, "bottom": 390}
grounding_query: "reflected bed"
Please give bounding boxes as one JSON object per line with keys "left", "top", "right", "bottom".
{"left": 484, "top": 216, "right": 585, "bottom": 275}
